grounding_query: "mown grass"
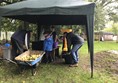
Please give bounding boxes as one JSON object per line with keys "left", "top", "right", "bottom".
{"left": 0, "top": 41, "right": 118, "bottom": 83}
{"left": 80, "top": 41, "right": 118, "bottom": 55}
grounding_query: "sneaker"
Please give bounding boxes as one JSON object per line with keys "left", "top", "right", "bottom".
{"left": 69, "top": 63, "right": 78, "bottom": 67}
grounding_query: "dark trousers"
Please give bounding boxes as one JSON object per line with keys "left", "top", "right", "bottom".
{"left": 45, "top": 51, "right": 53, "bottom": 63}
{"left": 11, "top": 38, "right": 24, "bottom": 60}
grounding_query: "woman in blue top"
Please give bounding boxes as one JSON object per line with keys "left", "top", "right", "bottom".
{"left": 43, "top": 31, "right": 53, "bottom": 63}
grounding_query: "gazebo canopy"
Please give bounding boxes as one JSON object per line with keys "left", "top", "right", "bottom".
{"left": 0, "top": 0, "right": 95, "bottom": 77}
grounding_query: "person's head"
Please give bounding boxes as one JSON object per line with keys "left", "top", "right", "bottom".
{"left": 43, "top": 31, "right": 51, "bottom": 38}
{"left": 63, "top": 32, "right": 68, "bottom": 37}
{"left": 50, "top": 25, "right": 55, "bottom": 32}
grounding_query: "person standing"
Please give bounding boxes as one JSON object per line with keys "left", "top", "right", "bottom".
{"left": 50, "top": 25, "right": 58, "bottom": 48}
{"left": 64, "top": 31, "right": 84, "bottom": 67}
{"left": 43, "top": 31, "right": 53, "bottom": 63}
{"left": 50, "top": 26, "right": 58, "bottom": 60}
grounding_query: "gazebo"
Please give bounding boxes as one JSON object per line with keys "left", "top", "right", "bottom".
{"left": 0, "top": 0, "right": 95, "bottom": 77}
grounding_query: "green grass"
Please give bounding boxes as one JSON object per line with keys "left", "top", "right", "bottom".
{"left": 1, "top": 62, "right": 116, "bottom": 83}
{"left": 80, "top": 41, "right": 118, "bottom": 55}
{"left": 0, "top": 41, "right": 118, "bottom": 83}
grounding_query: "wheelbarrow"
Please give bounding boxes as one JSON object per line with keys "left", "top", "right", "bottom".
{"left": 14, "top": 50, "right": 45, "bottom": 76}
{"left": 0, "top": 50, "right": 45, "bottom": 76}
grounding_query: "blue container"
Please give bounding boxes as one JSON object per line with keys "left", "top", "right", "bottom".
{"left": 5, "top": 43, "right": 10, "bottom": 47}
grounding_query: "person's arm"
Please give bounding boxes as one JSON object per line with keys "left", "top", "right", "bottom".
{"left": 66, "top": 35, "right": 71, "bottom": 52}
{"left": 25, "top": 33, "right": 28, "bottom": 49}
{"left": 43, "top": 40, "right": 46, "bottom": 51}
{"left": 24, "top": 31, "right": 31, "bottom": 50}
{"left": 55, "top": 35, "right": 58, "bottom": 42}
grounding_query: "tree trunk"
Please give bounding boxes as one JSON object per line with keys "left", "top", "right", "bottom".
{"left": 116, "top": 34, "right": 118, "bottom": 43}
{"left": 0, "top": 17, "right": 2, "bottom": 38}
{"left": 5, "top": 31, "right": 7, "bottom": 42}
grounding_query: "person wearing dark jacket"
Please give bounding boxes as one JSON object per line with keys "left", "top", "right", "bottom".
{"left": 50, "top": 26, "right": 58, "bottom": 61}
{"left": 65, "top": 32, "right": 84, "bottom": 67}
{"left": 50, "top": 25, "right": 58, "bottom": 48}
{"left": 11, "top": 29, "right": 30, "bottom": 60}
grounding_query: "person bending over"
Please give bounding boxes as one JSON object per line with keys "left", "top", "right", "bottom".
{"left": 64, "top": 31, "right": 84, "bottom": 67}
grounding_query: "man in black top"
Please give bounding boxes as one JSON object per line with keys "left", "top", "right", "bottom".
{"left": 11, "top": 29, "right": 30, "bottom": 60}
{"left": 65, "top": 31, "right": 84, "bottom": 67}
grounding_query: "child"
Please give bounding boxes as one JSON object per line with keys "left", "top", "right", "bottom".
{"left": 43, "top": 31, "right": 53, "bottom": 63}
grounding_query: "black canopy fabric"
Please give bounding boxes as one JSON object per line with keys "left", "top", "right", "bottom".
{"left": 0, "top": 0, "right": 95, "bottom": 24}
{"left": 0, "top": 0, "right": 95, "bottom": 77}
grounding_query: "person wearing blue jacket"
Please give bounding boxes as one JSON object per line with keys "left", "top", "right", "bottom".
{"left": 43, "top": 31, "right": 53, "bottom": 63}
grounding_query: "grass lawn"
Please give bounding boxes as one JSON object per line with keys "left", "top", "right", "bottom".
{"left": 80, "top": 41, "right": 118, "bottom": 55}
{"left": 0, "top": 41, "right": 118, "bottom": 83}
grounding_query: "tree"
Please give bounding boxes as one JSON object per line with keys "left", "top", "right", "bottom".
{"left": 0, "top": 0, "right": 24, "bottom": 5}
{"left": 109, "top": 12, "right": 118, "bottom": 23}
{"left": 0, "top": 0, "right": 26, "bottom": 41}
{"left": 0, "top": 18, "right": 22, "bottom": 40}
{"left": 112, "top": 22, "right": 118, "bottom": 42}
{"left": 103, "top": 22, "right": 118, "bottom": 42}
{"left": 88, "top": 0, "right": 118, "bottom": 31}
{"left": 94, "top": 5, "right": 106, "bottom": 31}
